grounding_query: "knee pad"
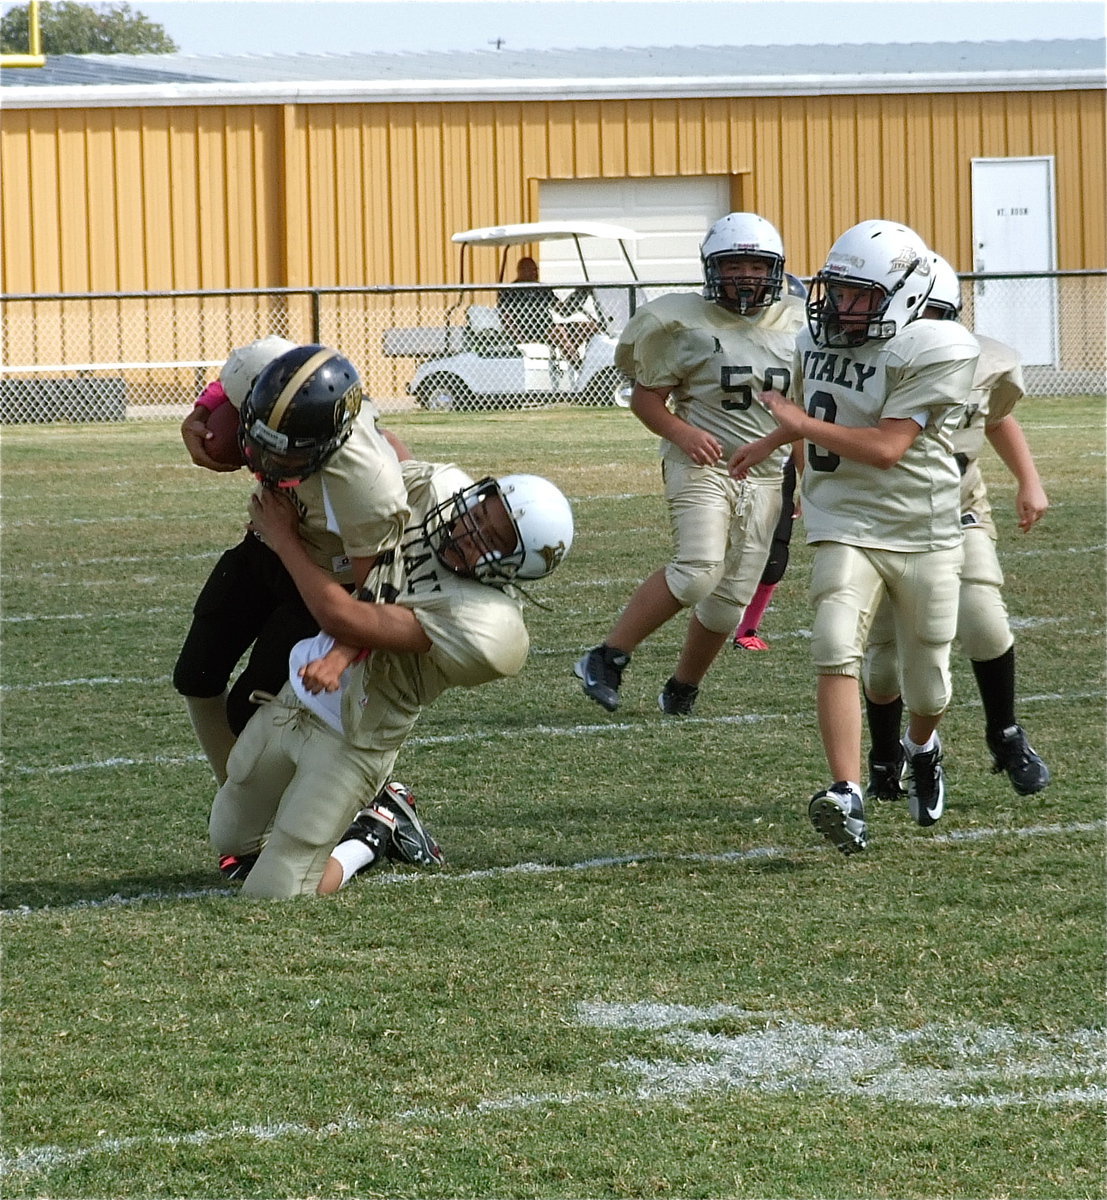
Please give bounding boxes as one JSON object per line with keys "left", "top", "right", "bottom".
{"left": 173, "top": 653, "right": 227, "bottom": 700}
{"left": 665, "top": 559, "right": 725, "bottom": 608}
{"left": 958, "top": 581, "right": 1014, "bottom": 662}
{"left": 862, "top": 641, "right": 899, "bottom": 699}
{"left": 811, "top": 599, "right": 864, "bottom": 677}
{"left": 695, "top": 593, "right": 744, "bottom": 635}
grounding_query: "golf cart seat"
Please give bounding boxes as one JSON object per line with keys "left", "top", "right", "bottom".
{"left": 464, "top": 305, "right": 522, "bottom": 357}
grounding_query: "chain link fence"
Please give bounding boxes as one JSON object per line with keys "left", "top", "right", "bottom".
{"left": 1, "top": 273, "right": 1103, "bottom": 423}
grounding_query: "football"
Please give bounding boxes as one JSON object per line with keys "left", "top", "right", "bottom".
{"left": 205, "top": 400, "right": 246, "bottom": 467}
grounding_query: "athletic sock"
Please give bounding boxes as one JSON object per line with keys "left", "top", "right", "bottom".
{"left": 971, "top": 645, "right": 1017, "bottom": 736}
{"left": 864, "top": 694, "right": 905, "bottom": 762}
{"left": 738, "top": 581, "right": 776, "bottom": 637}
{"left": 903, "top": 731, "right": 939, "bottom": 756}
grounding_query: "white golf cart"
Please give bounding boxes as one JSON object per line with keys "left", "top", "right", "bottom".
{"left": 397, "top": 221, "right": 640, "bottom": 410}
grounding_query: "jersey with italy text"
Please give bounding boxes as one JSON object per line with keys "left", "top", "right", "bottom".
{"left": 795, "top": 318, "right": 979, "bottom": 552}
{"left": 339, "top": 460, "right": 531, "bottom": 750}
{"left": 947, "top": 333, "right": 1025, "bottom": 532}
{"left": 615, "top": 291, "right": 804, "bottom": 480}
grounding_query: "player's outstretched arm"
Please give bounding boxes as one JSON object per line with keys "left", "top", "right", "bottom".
{"left": 249, "top": 489, "right": 432, "bottom": 654}
{"left": 729, "top": 428, "right": 795, "bottom": 479}
{"left": 759, "top": 388, "right": 921, "bottom": 469}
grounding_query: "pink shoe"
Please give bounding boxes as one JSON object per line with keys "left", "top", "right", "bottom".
{"left": 733, "top": 631, "right": 769, "bottom": 651}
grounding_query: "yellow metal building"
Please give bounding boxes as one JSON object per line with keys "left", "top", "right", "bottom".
{"left": 1, "top": 40, "right": 1103, "bottom": 411}
{"left": 2, "top": 41, "right": 1104, "bottom": 293}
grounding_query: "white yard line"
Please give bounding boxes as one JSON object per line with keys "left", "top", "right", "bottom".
{"left": 3, "top": 820, "right": 1102, "bottom": 919}
{"left": 5, "top": 684, "right": 1104, "bottom": 767}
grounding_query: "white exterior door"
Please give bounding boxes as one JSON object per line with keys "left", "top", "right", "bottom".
{"left": 971, "top": 157, "right": 1058, "bottom": 366}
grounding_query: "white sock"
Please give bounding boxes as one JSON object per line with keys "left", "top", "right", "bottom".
{"left": 330, "top": 838, "right": 378, "bottom": 888}
{"left": 903, "top": 732, "right": 939, "bottom": 756}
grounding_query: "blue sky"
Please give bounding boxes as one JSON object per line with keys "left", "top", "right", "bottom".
{"left": 107, "top": 1, "right": 1106, "bottom": 56}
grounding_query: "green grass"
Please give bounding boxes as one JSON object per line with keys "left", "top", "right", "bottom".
{"left": 2, "top": 398, "right": 1105, "bottom": 1199}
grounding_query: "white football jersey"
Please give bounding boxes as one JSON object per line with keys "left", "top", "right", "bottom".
{"left": 615, "top": 292, "right": 804, "bottom": 479}
{"left": 947, "top": 333, "right": 1026, "bottom": 526}
{"left": 796, "top": 319, "right": 979, "bottom": 551}
{"left": 251, "top": 404, "right": 410, "bottom": 583}
{"left": 340, "top": 461, "right": 531, "bottom": 750}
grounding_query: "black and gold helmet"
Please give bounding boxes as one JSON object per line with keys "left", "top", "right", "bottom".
{"left": 240, "top": 345, "right": 363, "bottom": 486}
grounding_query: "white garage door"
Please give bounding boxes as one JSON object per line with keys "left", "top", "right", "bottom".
{"left": 538, "top": 177, "right": 730, "bottom": 285}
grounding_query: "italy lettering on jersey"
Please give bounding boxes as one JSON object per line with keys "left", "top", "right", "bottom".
{"left": 340, "top": 461, "right": 530, "bottom": 750}
{"left": 796, "top": 319, "right": 979, "bottom": 552}
{"left": 614, "top": 291, "right": 804, "bottom": 479}
{"left": 946, "top": 333, "right": 1025, "bottom": 528}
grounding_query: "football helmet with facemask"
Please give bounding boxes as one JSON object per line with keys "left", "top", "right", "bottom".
{"left": 426, "top": 473, "right": 574, "bottom": 585}
{"left": 701, "top": 212, "right": 786, "bottom": 314}
{"left": 807, "top": 219, "right": 934, "bottom": 348}
{"left": 240, "top": 345, "right": 363, "bottom": 487}
{"left": 923, "top": 254, "right": 962, "bottom": 320}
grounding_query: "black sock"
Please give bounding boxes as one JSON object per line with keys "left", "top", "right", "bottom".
{"left": 865, "top": 694, "right": 905, "bottom": 762}
{"left": 971, "top": 645, "right": 1017, "bottom": 736}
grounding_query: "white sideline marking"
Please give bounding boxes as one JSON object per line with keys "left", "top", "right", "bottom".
{"left": 1, "top": 675, "right": 172, "bottom": 692}
{"left": 2, "top": 821, "right": 1102, "bottom": 919}
{"left": 6, "top": 687, "right": 1105, "bottom": 776}
{"left": 2, "top": 606, "right": 175, "bottom": 624}
{"left": 4, "top": 1001, "right": 1102, "bottom": 1178}
{"left": 4, "top": 712, "right": 789, "bottom": 775}
{"left": 20, "top": 551, "right": 218, "bottom": 570}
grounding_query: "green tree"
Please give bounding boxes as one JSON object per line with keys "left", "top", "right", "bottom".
{"left": 1, "top": 1, "right": 178, "bottom": 55}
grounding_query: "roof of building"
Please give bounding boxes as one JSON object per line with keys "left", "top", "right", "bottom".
{"left": 3, "top": 38, "right": 1103, "bottom": 105}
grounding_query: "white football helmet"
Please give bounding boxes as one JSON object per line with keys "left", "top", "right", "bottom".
{"left": 924, "top": 254, "right": 962, "bottom": 320}
{"left": 220, "top": 335, "right": 298, "bottom": 409}
{"left": 701, "top": 212, "right": 786, "bottom": 314}
{"left": 807, "top": 219, "right": 934, "bottom": 348}
{"left": 428, "top": 474, "right": 574, "bottom": 584}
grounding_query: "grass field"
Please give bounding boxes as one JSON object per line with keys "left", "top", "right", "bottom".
{"left": 2, "top": 399, "right": 1104, "bottom": 1199}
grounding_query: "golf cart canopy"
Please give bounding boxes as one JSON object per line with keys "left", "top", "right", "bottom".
{"left": 452, "top": 221, "right": 640, "bottom": 247}
{"left": 452, "top": 221, "right": 641, "bottom": 283}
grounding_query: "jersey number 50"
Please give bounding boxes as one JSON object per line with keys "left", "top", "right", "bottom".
{"left": 720, "top": 366, "right": 791, "bottom": 410}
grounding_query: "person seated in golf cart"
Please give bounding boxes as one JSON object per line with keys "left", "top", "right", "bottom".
{"left": 497, "top": 257, "right": 600, "bottom": 367}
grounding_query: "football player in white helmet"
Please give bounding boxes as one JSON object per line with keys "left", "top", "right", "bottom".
{"left": 208, "top": 462, "right": 573, "bottom": 898}
{"left": 174, "top": 341, "right": 410, "bottom": 788}
{"left": 574, "top": 212, "right": 804, "bottom": 716}
{"left": 862, "top": 254, "right": 1050, "bottom": 798}
{"left": 730, "top": 220, "right": 979, "bottom": 855}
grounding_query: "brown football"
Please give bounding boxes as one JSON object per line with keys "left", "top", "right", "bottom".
{"left": 206, "top": 401, "right": 246, "bottom": 467}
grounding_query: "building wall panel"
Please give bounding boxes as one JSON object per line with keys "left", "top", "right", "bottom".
{"left": 1, "top": 88, "right": 1102, "bottom": 303}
